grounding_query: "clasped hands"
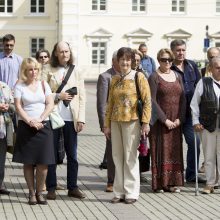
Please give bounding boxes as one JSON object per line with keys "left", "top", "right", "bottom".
{"left": 165, "top": 118, "right": 181, "bottom": 130}
{"left": 28, "top": 118, "right": 45, "bottom": 130}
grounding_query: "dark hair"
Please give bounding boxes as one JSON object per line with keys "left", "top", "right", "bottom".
{"left": 50, "top": 42, "right": 74, "bottom": 67}
{"left": 117, "top": 47, "right": 135, "bottom": 62}
{"left": 138, "top": 43, "right": 147, "bottom": 50}
{"left": 170, "top": 39, "right": 186, "bottom": 51}
{"left": 3, "top": 34, "right": 15, "bottom": 42}
{"left": 35, "top": 48, "right": 50, "bottom": 60}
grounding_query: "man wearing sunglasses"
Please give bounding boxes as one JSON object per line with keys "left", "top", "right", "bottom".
{"left": 170, "top": 39, "right": 206, "bottom": 184}
{"left": 0, "top": 34, "right": 22, "bottom": 90}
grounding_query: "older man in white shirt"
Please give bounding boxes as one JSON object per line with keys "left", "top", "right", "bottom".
{"left": 190, "top": 56, "right": 220, "bottom": 194}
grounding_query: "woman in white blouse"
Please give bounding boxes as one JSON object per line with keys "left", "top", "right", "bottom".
{"left": 13, "top": 57, "right": 54, "bottom": 205}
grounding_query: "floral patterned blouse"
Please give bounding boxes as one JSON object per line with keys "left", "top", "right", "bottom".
{"left": 104, "top": 70, "right": 151, "bottom": 128}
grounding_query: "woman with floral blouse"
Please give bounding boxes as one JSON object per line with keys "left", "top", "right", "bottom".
{"left": 104, "top": 47, "right": 151, "bottom": 204}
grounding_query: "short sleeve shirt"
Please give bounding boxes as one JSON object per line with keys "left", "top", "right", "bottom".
{"left": 14, "top": 81, "right": 52, "bottom": 120}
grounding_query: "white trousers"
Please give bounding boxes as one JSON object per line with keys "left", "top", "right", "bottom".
{"left": 201, "top": 129, "right": 220, "bottom": 186}
{"left": 111, "top": 120, "right": 141, "bottom": 199}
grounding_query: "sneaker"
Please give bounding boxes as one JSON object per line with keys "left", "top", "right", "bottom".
{"left": 46, "top": 191, "right": 56, "bottom": 200}
{"left": 68, "top": 188, "right": 85, "bottom": 199}
{"left": 202, "top": 186, "right": 214, "bottom": 194}
{"left": 169, "top": 187, "right": 181, "bottom": 193}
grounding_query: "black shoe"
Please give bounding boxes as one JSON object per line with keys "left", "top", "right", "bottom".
{"left": 0, "top": 189, "right": 10, "bottom": 195}
{"left": 99, "top": 162, "right": 107, "bottom": 170}
{"left": 68, "top": 188, "right": 85, "bottom": 199}
{"left": 186, "top": 177, "right": 206, "bottom": 184}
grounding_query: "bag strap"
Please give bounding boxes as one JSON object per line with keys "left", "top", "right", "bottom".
{"left": 135, "top": 72, "right": 141, "bottom": 100}
{"left": 56, "top": 64, "right": 75, "bottom": 93}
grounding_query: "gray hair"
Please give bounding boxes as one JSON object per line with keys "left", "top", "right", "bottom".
{"left": 170, "top": 39, "right": 186, "bottom": 51}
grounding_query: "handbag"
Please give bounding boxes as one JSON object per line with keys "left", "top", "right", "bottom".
{"left": 135, "top": 72, "right": 143, "bottom": 124}
{"left": 49, "top": 108, "right": 65, "bottom": 129}
{"left": 41, "top": 81, "right": 65, "bottom": 130}
{"left": 57, "top": 129, "right": 65, "bottom": 164}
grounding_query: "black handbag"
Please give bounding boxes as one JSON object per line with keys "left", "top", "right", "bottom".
{"left": 135, "top": 72, "right": 143, "bottom": 124}
{"left": 63, "top": 87, "right": 77, "bottom": 107}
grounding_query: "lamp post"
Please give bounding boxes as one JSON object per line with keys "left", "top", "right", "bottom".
{"left": 204, "top": 25, "right": 210, "bottom": 66}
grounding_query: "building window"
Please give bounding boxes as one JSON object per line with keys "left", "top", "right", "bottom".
{"left": 92, "top": 42, "right": 106, "bottom": 65}
{"left": 30, "top": 38, "right": 45, "bottom": 57}
{"left": 92, "top": 0, "right": 106, "bottom": 11}
{"left": 0, "top": 0, "right": 13, "bottom": 13}
{"left": 172, "top": 0, "right": 185, "bottom": 13}
{"left": 132, "top": 0, "right": 146, "bottom": 12}
{"left": 216, "top": 0, "right": 220, "bottom": 13}
{"left": 30, "top": 0, "right": 45, "bottom": 13}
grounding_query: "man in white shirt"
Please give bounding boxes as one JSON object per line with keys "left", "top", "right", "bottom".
{"left": 191, "top": 56, "right": 220, "bottom": 194}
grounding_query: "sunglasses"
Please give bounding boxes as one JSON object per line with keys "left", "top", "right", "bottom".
{"left": 159, "top": 58, "right": 173, "bottom": 63}
{"left": 5, "top": 44, "right": 14, "bottom": 48}
{"left": 39, "top": 55, "right": 48, "bottom": 59}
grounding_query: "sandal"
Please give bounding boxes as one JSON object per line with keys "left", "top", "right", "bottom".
{"left": 28, "top": 194, "right": 37, "bottom": 205}
{"left": 36, "top": 193, "right": 47, "bottom": 205}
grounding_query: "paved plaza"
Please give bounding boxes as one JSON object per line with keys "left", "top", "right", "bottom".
{"left": 0, "top": 82, "right": 220, "bottom": 220}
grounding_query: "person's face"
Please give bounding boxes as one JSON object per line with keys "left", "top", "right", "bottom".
{"left": 172, "top": 44, "right": 186, "bottom": 62}
{"left": 210, "top": 61, "right": 220, "bottom": 81}
{"left": 26, "top": 63, "right": 38, "bottom": 81}
{"left": 112, "top": 57, "right": 120, "bottom": 72}
{"left": 3, "top": 40, "right": 15, "bottom": 55}
{"left": 56, "top": 43, "right": 71, "bottom": 66}
{"left": 207, "top": 49, "right": 220, "bottom": 62}
{"left": 38, "top": 52, "right": 49, "bottom": 65}
{"left": 118, "top": 55, "right": 132, "bottom": 74}
{"left": 135, "top": 54, "right": 141, "bottom": 68}
{"left": 139, "top": 46, "right": 147, "bottom": 56}
{"left": 158, "top": 52, "right": 173, "bottom": 71}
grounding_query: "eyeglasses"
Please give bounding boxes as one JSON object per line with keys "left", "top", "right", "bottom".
{"left": 159, "top": 58, "right": 173, "bottom": 63}
{"left": 39, "top": 56, "right": 48, "bottom": 59}
{"left": 5, "top": 44, "right": 14, "bottom": 48}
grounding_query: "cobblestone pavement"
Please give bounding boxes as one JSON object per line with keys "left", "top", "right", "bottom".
{"left": 1, "top": 83, "right": 219, "bottom": 220}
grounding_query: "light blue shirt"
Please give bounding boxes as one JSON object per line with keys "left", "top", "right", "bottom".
{"left": 0, "top": 52, "right": 22, "bottom": 89}
{"left": 140, "top": 56, "right": 156, "bottom": 77}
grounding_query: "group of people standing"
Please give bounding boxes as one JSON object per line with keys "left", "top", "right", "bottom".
{"left": 0, "top": 34, "right": 86, "bottom": 205}
{"left": 97, "top": 40, "right": 220, "bottom": 204}
{"left": 1, "top": 32, "right": 220, "bottom": 206}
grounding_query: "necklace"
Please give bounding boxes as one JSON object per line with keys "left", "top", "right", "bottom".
{"left": 158, "top": 68, "right": 171, "bottom": 74}
{"left": 120, "top": 70, "right": 131, "bottom": 79}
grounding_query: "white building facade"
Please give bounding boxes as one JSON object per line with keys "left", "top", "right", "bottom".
{"left": 0, "top": 0, "right": 220, "bottom": 79}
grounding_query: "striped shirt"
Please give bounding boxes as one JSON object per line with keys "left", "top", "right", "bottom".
{"left": 0, "top": 52, "right": 22, "bottom": 89}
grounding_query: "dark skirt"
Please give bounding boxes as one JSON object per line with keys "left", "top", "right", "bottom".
{"left": 12, "top": 120, "right": 55, "bottom": 165}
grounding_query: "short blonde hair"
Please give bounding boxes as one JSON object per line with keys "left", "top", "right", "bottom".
{"left": 19, "top": 57, "right": 42, "bottom": 82}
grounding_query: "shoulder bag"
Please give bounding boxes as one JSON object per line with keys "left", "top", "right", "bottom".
{"left": 135, "top": 72, "right": 143, "bottom": 125}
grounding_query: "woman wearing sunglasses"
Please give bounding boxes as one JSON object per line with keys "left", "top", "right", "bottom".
{"left": 148, "top": 48, "right": 186, "bottom": 193}
{"left": 36, "top": 49, "right": 51, "bottom": 81}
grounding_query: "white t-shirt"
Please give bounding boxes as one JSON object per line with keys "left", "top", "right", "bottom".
{"left": 14, "top": 81, "right": 52, "bottom": 120}
{"left": 56, "top": 66, "right": 73, "bottom": 121}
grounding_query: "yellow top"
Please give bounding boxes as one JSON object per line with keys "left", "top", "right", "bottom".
{"left": 104, "top": 70, "right": 151, "bottom": 128}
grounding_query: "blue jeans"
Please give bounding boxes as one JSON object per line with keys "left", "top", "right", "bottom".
{"left": 46, "top": 121, "right": 78, "bottom": 191}
{"left": 183, "top": 116, "right": 200, "bottom": 181}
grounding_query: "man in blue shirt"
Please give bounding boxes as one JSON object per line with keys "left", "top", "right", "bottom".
{"left": 138, "top": 43, "right": 156, "bottom": 77}
{"left": 0, "top": 34, "right": 22, "bottom": 90}
{"left": 170, "top": 39, "right": 206, "bottom": 183}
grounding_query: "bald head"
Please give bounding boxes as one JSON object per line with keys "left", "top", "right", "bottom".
{"left": 209, "top": 56, "right": 220, "bottom": 81}
{"left": 207, "top": 47, "right": 220, "bottom": 61}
